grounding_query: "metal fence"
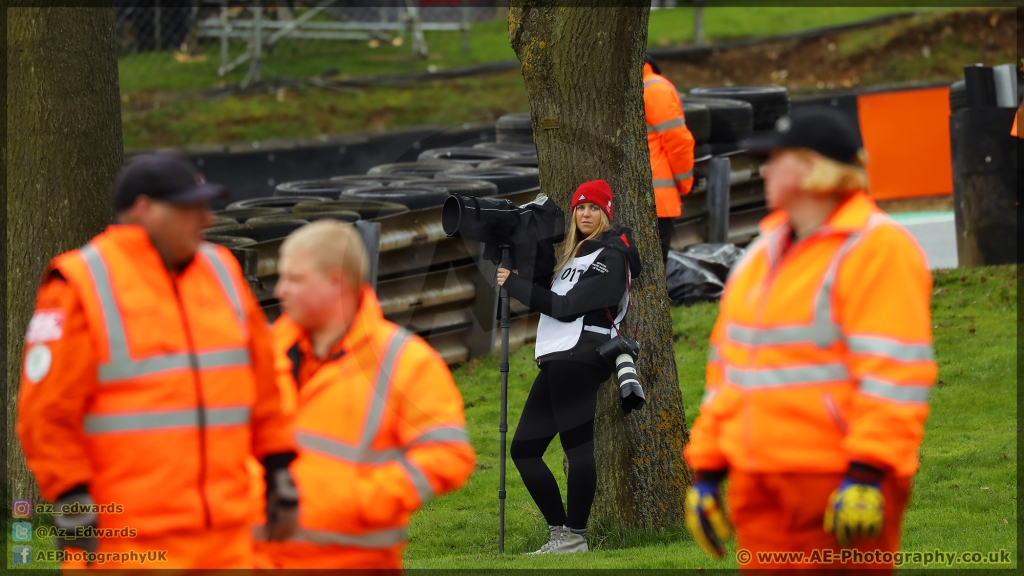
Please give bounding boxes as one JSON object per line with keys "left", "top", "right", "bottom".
{"left": 116, "top": 1, "right": 501, "bottom": 91}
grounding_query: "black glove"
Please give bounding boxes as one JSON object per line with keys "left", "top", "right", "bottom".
{"left": 54, "top": 485, "right": 97, "bottom": 554}
{"left": 263, "top": 452, "right": 299, "bottom": 542}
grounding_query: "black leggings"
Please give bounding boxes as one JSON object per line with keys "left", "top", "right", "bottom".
{"left": 510, "top": 360, "right": 607, "bottom": 531}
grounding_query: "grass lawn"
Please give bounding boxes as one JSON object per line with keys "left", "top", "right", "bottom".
{"left": 6, "top": 265, "right": 1016, "bottom": 571}
{"left": 403, "top": 265, "right": 1017, "bottom": 569}
{"left": 119, "top": 6, "right": 926, "bottom": 94}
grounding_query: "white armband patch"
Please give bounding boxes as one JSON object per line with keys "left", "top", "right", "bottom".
{"left": 26, "top": 309, "right": 65, "bottom": 343}
{"left": 25, "top": 344, "right": 53, "bottom": 384}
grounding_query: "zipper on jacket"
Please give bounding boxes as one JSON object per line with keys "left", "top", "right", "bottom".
{"left": 171, "top": 280, "right": 213, "bottom": 529}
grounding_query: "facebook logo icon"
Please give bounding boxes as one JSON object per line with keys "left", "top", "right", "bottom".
{"left": 12, "top": 545, "right": 32, "bottom": 565}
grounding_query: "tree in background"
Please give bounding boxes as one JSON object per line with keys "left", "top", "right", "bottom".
{"left": 508, "top": 2, "right": 691, "bottom": 533}
{"left": 5, "top": 6, "right": 123, "bottom": 502}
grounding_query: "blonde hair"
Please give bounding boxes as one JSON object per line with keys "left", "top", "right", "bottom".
{"left": 280, "top": 220, "right": 368, "bottom": 287}
{"left": 795, "top": 148, "right": 869, "bottom": 195}
{"left": 553, "top": 209, "right": 611, "bottom": 281}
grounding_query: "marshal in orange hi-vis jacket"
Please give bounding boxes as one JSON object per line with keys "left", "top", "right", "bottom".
{"left": 17, "top": 225, "right": 295, "bottom": 569}
{"left": 644, "top": 62, "right": 696, "bottom": 219}
{"left": 252, "top": 286, "right": 476, "bottom": 569}
{"left": 685, "top": 191, "right": 937, "bottom": 572}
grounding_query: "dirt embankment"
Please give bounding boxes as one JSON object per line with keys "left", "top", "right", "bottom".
{"left": 658, "top": 8, "right": 1018, "bottom": 94}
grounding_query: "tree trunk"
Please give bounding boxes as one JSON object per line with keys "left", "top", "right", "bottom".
{"left": 5, "top": 6, "right": 123, "bottom": 503}
{"left": 508, "top": 2, "right": 691, "bottom": 533}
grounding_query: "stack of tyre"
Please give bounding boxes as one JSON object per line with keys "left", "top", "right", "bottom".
{"left": 682, "top": 86, "right": 790, "bottom": 156}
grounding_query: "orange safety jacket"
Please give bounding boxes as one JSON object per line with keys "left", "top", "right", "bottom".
{"left": 644, "top": 62, "right": 696, "bottom": 219}
{"left": 252, "top": 286, "right": 475, "bottom": 568}
{"left": 1012, "top": 106, "right": 1021, "bottom": 138}
{"left": 16, "top": 225, "right": 294, "bottom": 537}
{"left": 684, "top": 192, "right": 936, "bottom": 478}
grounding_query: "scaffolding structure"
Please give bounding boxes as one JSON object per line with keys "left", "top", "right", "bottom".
{"left": 196, "top": 0, "right": 474, "bottom": 87}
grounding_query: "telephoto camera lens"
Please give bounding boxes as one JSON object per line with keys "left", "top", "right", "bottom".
{"left": 615, "top": 353, "right": 646, "bottom": 414}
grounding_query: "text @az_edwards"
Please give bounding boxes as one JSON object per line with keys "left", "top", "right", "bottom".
{"left": 735, "top": 548, "right": 1013, "bottom": 567}
{"left": 36, "top": 502, "right": 125, "bottom": 515}
{"left": 36, "top": 525, "right": 138, "bottom": 539}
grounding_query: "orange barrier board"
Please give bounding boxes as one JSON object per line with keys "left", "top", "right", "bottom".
{"left": 858, "top": 87, "right": 954, "bottom": 200}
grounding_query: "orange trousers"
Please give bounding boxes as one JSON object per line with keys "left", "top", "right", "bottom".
{"left": 59, "top": 524, "right": 253, "bottom": 572}
{"left": 255, "top": 539, "right": 403, "bottom": 570}
{"left": 728, "top": 471, "right": 913, "bottom": 575}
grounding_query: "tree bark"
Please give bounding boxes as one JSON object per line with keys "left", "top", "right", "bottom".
{"left": 509, "top": 2, "right": 691, "bottom": 533}
{"left": 4, "top": 7, "right": 123, "bottom": 503}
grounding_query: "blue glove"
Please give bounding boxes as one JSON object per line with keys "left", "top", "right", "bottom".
{"left": 684, "top": 470, "right": 732, "bottom": 558}
{"left": 824, "top": 462, "right": 885, "bottom": 547}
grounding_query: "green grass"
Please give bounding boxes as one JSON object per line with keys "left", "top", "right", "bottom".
{"left": 6, "top": 265, "right": 1016, "bottom": 570}
{"left": 119, "top": 6, "right": 926, "bottom": 94}
{"left": 402, "top": 265, "right": 1017, "bottom": 569}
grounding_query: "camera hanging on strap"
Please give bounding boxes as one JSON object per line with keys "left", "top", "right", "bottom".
{"left": 596, "top": 254, "right": 646, "bottom": 414}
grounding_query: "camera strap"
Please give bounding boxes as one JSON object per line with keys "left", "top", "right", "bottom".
{"left": 605, "top": 254, "right": 638, "bottom": 341}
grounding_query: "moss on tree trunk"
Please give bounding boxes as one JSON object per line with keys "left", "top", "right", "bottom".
{"left": 509, "top": 2, "right": 691, "bottom": 534}
{"left": 5, "top": 6, "right": 123, "bottom": 502}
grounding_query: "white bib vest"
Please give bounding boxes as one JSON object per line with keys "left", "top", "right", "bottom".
{"left": 535, "top": 247, "right": 630, "bottom": 360}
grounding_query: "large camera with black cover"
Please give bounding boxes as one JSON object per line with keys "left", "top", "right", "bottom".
{"left": 597, "top": 336, "right": 645, "bottom": 414}
{"left": 442, "top": 193, "right": 564, "bottom": 284}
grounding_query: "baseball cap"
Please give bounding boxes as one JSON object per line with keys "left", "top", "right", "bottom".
{"left": 113, "top": 153, "right": 227, "bottom": 211}
{"left": 741, "top": 106, "right": 864, "bottom": 166}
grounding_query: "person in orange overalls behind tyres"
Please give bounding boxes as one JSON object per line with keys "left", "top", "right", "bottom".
{"left": 644, "top": 54, "right": 696, "bottom": 264}
{"left": 252, "top": 220, "right": 476, "bottom": 569}
{"left": 683, "top": 108, "right": 937, "bottom": 574}
{"left": 16, "top": 154, "right": 299, "bottom": 570}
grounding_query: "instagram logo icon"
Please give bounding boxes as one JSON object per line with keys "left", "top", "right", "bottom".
{"left": 12, "top": 499, "right": 32, "bottom": 518}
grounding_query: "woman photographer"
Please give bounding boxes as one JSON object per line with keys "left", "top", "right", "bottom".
{"left": 497, "top": 180, "right": 641, "bottom": 555}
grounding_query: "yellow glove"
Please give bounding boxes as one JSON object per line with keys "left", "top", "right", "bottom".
{"left": 684, "top": 471, "right": 732, "bottom": 558}
{"left": 824, "top": 463, "right": 886, "bottom": 547}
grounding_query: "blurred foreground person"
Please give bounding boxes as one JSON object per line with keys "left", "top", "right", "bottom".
{"left": 683, "top": 108, "right": 936, "bottom": 574}
{"left": 17, "top": 154, "right": 298, "bottom": 570}
{"left": 254, "top": 220, "right": 476, "bottom": 569}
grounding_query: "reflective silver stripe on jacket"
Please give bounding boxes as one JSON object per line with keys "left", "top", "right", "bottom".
{"left": 700, "top": 388, "right": 717, "bottom": 407}
{"left": 409, "top": 426, "right": 470, "bottom": 446}
{"left": 78, "top": 244, "right": 251, "bottom": 384}
{"left": 674, "top": 170, "right": 693, "bottom": 182}
{"left": 847, "top": 335, "right": 934, "bottom": 362}
{"left": 289, "top": 527, "right": 408, "bottom": 549}
{"left": 198, "top": 243, "right": 244, "bottom": 323}
{"left": 726, "top": 363, "right": 850, "bottom": 389}
{"left": 648, "top": 117, "right": 686, "bottom": 133}
{"left": 644, "top": 78, "right": 673, "bottom": 89}
{"left": 653, "top": 178, "right": 676, "bottom": 188}
{"left": 708, "top": 345, "right": 719, "bottom": 362}
{"left": 84, "top": 406, "right": 250, "bottom": 434}
{"left": 859, "top": 377, "right": 931, "bottom": 403}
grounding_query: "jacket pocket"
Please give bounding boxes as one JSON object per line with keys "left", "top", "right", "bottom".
{"left": 822, "top": 392, "right": 849, "bottom": 435}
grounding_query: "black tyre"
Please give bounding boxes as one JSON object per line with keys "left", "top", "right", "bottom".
{"left": 244, "top": 219, "right": 310, "bottom": 242}
{"left": 328, "top": 175, "right": 427, "bottom": 189}
{"left": 949, "top": 80, "right": 968, "bottom": 112}
{"left": 367, "top": 161, "right": 469, "bottom": 178}
{"left": 246, "top": 215, "right": 311, "bottom": 225}
{"left": 226, "top": 196, "right": 331, "bottom": 211}
{"left": 680, "top": 97, "right": 753, "bottom": 143}
{"left": 417, "top": 147, "right": 515, "bottom": 166}
{"left": 205, "top": 235, "right": 257, "bottom": 249}
{"left": 477, "top": 156, "right": 540, "bottom": 170}
{"left": 292, "top": 199, "right": 409, "bottom": 220}
{"left": 274, "top": 180, "right": 349, "bottom": 199}
{"left": 341, "top": 186, "right": 453, "bottom": 210}
{"left": 681, "top": 102, "right": 712, "bottom": 145}
{"left": 473, "top": 141, "right": 537, "bottom": 157}
{"left": 415, "top": 178, "right": 499, "bottom": 197}
{"left": 214, "top": 207, "right": 288, "bottom": 223}
{"left": 437, "top": 166, "right": 540, "bottom": 194}
{"left": 495, "top": 113, "right": 534, "bottom": 144}
{"left": 206, "top": 216, "right": 238, "bottom": 228}
{"left": 205, "top": 224, "right": 254, "bottom": 239}
{"left": 689, "top": 86, "right": 789, "bottom": 132}
{"left": 299, "top": 210, "right": 361, "bottom": 223}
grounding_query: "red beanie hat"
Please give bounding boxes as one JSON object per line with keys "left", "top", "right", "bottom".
{"left": 571, "top": 180, "right": 614, "bottom": 222}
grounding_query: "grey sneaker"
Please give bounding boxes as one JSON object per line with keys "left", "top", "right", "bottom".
{"left": 548, "top": 528, "right": 588, "bottom": 554}
{"left": 527, "top": 525, "right": 566, "bottom": 555}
